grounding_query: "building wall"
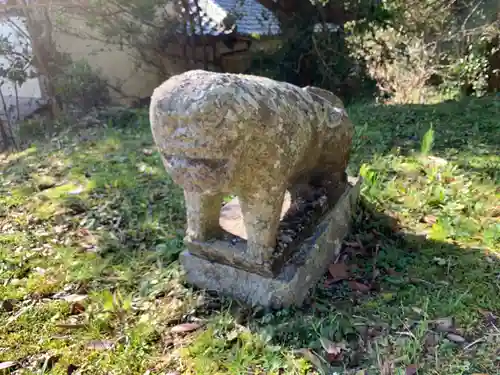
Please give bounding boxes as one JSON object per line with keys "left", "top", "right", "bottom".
{"left": 48, "top": 8, "right": 281, "bottom": 105}
{"left": 0, "top": 16, "right": 45, "bottom": 121}
{"left": 50, "top": 11, "right": 162, "bottom": 105}
{"left": 0, "top": 16, "right": 42, "bottom": 99}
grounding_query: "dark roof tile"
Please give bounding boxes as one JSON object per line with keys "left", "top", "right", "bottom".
{"left": 182, "top": 0, "right": 280, "bottom": 36}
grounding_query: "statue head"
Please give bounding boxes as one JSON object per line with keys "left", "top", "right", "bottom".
{"left": 302, "top": 86, "right": 347, "bottom": 129}
{"left": 150, "top": 84, "right": 243, "bottom": 194}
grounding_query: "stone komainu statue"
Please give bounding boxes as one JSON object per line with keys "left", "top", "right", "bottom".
{"left": 150, "top": 70, "right": 354, "bottom": 273}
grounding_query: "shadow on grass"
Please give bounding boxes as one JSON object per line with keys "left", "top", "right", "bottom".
{"left": 184, "top": 198, "right": 499, "bottom": 374}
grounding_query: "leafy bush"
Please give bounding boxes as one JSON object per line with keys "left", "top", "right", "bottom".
{"left": 247, "top": 11, "right": 387, "bottom": 103}
{"left": 248, "top": 0, "right": 498, "bottom": 103}
{"left": 349, "top": 0, "right": 499, "bottom": 102}
{"left": 53, "top": 59, "right": 111, "bottom": 111}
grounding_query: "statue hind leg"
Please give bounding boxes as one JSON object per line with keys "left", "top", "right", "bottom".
{"left": 312, "top": 123, "right": 353, "bottom": 204}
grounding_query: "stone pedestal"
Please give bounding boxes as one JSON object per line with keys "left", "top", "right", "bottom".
{"left": 180, "top": 176, "right": 362, "bottom": 309}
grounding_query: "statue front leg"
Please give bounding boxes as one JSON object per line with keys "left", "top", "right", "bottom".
{"left": 184, "top": 190, "right": 224, "bottom": 242}
{"left": 240, "top": 187, "right": 286, "bottom": 274}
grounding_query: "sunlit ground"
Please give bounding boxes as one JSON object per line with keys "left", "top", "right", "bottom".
{"left": 1, "top": 97, "right": 499, "bottom": 374}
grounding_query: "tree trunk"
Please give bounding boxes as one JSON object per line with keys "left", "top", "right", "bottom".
{"left": 18, "top": 0, "right": 61, "bottom": 119}
{"left": 0, "top": 119, "right": 11, "bottom": 152}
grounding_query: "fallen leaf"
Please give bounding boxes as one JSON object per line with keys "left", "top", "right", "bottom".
{"left": 348, "top": 281, "right": 371, "bottom": 293}
{"left": 328, "top": 263, "right": 349, "bottom": 282}
{"left": 422, "top": 215, "right": 437, "bottom": 224}
{"left": 478, "top": 308, "right": 498, "bottom": 324}
{"left": 170, "top": 322, "right": 201, "bottom": 333}
{"left": 446, "top": 333, "right": 466, "bottom": 343}
{"left": 61, "top": 294, "right": 88, "bottom": 303}
{"left": 319, "top": 337, "right": 345, "bottom": 355}
{"left": 0, "top": 361, "right": 18, "bottom": 372}
{"left": 406, "top": 364, "right": 418, "bottom": 375}
{"left": 70, "top": 302, "right": 85, "bottom": 315}
{"left": 86, "top": 339, "right": 115, "bottom": 350}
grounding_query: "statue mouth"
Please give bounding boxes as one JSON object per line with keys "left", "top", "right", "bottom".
{"left": 162, "top": 156, "right": 229, "bottom": 193}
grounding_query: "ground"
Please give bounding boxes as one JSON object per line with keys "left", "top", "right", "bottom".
{"left": 0, "top": 97, "right": 499, "bottom": 375}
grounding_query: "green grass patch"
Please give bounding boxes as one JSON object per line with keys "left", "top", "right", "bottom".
{"left": 0, "top": 98, "right": 499, "bottom": 374}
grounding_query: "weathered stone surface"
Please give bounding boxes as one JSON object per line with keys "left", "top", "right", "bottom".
{"left": 180, "top": 177, "right": 361, "bottom": 309}
{"left": 150, "top": 70, "right": 354, "bottom": 275}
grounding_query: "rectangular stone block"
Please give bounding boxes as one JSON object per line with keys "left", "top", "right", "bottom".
{"left": 180, "top": 176, "right": 362, "bottom": 309}
{"left": 184, "top": 190, "right": 298, "bottom": 277}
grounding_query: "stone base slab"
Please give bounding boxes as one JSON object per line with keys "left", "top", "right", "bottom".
{"left": 180, "top": 176, "right": 362, "bottom": 309}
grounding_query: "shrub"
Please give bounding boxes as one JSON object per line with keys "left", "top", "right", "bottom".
{"left": 53, "top": 59, "right": 111, "bottom": 112}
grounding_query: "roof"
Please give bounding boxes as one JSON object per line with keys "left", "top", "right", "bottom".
{"left": 180, "top": 0, "right": 281, "bottom": 37}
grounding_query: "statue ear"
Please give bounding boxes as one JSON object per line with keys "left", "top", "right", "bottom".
{"left": 303, "top": 86, "right": 345, "bottom": 109}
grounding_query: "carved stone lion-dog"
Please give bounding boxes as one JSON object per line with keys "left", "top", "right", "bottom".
{"left": 150, "top": 70, "right": 353, "bottom": 274}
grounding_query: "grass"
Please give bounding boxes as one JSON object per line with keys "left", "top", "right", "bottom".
{"left": 0, "top": 97, "right": 499, "bottom": 375}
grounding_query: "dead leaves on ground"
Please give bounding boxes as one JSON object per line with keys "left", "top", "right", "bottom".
{"left": 295, "top": 310, "right": 485, "bottom": 375}
{"left": 69, "top": 302, "right": 85, "bottom": 315}
{"left": 431, "top": 317, "right": 466, "bottom": 343}
{"left": 57, "top": 293, "right": 88, "bottom": 315}
{"left": 319, "top": 337, "right": 347, "bottom": 362}
{"left": 327, "top": 263, "right": 349, "bottom": 282}
{"left": 326, "top": 262, "right": 372, "bottom": 293}
{"left": 325, "top": 240, "right": 374, "bottom": 293}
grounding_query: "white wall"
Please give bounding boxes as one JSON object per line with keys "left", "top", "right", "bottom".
{"left": 0, "top": 16, "right": 41, "bottom": 98}
{"left": 0, "top": 16, "right": 43, "bottom": 121}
